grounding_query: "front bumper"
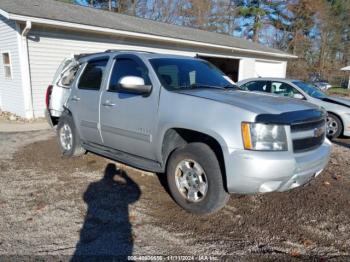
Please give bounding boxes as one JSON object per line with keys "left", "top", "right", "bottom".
{"left": 224, "top": 139, "right": 332, "bottom": 194}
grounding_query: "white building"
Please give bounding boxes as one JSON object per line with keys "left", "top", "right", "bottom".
{"left": 341, "top": 66, "right": 350, "bottom": 89}
{"left": 0, "top": 0, "right": 296, "bottom": 119}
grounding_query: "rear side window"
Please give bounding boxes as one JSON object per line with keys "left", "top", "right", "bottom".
{"left": 241, "top": 81, "right": 269, "bottom": 92}
{"left": 109, "top": 58, "right": 150, "bottom": 92}
{"left": 58, "top": 65, "right": 79, "bottom": 88}
{"left": 78, "top": 59, "right": 108, "bottom": 90}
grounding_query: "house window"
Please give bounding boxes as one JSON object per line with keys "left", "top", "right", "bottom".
{"left": 2, "top": 53, "right": 12, "bottom": 79}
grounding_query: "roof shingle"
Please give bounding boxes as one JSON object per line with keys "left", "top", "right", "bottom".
{"left": 0, "top": 0, "right": 293, "bottom": 57}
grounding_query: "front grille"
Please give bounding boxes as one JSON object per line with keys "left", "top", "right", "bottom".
{"left": 291, "top": 118, "right": 326, "bottom": 153}
{"left": 293, "top": 135, "right": 325, "bottom": 153}
{"left": 291, "top": 119, "right": 325, "bottom": 132}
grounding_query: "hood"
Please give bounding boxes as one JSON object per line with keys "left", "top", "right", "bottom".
{"left": 322, "top": 96, "right": 350, "bottom": 108}
{"left": 177, "top": 89, "right": 319, "bottom": 115}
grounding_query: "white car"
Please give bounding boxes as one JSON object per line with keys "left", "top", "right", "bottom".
{"left": 314, "top": 81, "right": 332, "bottom": 91}
{"left": 238, "top": 78, "right": 350, "bottom": 139}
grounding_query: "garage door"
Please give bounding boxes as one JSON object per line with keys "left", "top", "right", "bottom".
{"left": 255, "top": 60, "right": 286, "bottom": 78}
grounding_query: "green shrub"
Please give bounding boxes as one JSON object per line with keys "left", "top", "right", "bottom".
{"left": 327, "top": 87, "right": 350, "bottom": 97}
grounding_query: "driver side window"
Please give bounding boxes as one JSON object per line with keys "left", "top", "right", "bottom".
{"left": 109, "top": 58, "right": 151, "bottom": 92}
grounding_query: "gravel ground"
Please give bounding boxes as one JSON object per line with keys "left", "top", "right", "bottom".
{"left": 0, "top": 130, "right": 350, "bottom": 261}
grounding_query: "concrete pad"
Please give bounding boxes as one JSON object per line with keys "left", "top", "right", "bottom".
{"left": 0, "top": 120, "right": 51, "bottom": 132}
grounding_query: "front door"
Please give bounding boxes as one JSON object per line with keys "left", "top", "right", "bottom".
{"left": 70, "top": 58, "right": 109, "bottom": 144}
{"left": 100, "top": 54, "right": 159, "bottom": 160}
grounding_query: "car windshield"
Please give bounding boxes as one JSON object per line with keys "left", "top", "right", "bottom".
{"left": 293, "top": 81, "right": 327, "bottom": 99}
{"left": 149, "top": 58, "right": 237, "bottom": 91}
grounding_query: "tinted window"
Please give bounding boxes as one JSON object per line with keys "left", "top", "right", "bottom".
{"left": 150, "top": 58, "right": 235, "bottom": 91}
{"left": 156, "top": 64, "right": 179, "bottom": 90}
{"left": 109, "top": 58, "right": 150, "bottom": 92}
{"left": 78, "top": 59, "right": 108, "bottom": 90}
{"left": 293, "top": 81, "right": 327, "bottom": 99}
{"left": 271, "top": 81, "right": 302, "bottom": 98}
{"left": 240, "top": 81, "right": 269, "bottom": 92}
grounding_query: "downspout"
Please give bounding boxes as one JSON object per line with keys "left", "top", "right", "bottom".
{"left": 22, "top": 21, "right": 32, "bottom": 37}
{"left": 21, "top": 21, "right": 35, "bottom": 118}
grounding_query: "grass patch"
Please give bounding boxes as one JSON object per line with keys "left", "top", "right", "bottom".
{"left": 327, "top": 87, "right": 350, "bottom": 97}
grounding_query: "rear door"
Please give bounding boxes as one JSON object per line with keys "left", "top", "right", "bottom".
{"left": 100, "top": 54, "right": 159, "bottom": 160}
{"left": 69, "top": 58, "right": 109, "bottom": 144}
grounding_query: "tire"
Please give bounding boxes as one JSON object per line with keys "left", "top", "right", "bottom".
{"left": 57, "top": 114, "right": 86, "bottom": 157}
{"left": 326, "top": 113, "right": 343, "bottom": 139}
{"left": 166, "top": 143, "right": 229, "bottom": 215}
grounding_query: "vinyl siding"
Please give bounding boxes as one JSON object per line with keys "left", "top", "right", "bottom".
{"left": 27, "top": 27, "right": 198, "bottom": 117}
{"left": 0, "top": 15, "right": 24, "bottom": 116}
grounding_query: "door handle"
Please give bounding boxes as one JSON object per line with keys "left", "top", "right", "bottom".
{"left": 102, "top": 101, "right": 116, "bottom": 107}
{"left": 71, "top": 96, "right": 80, "bottom": 102}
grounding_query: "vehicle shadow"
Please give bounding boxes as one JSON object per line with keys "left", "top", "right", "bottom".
{"left": 155, "top": 172, "right": 170, "bottom": 195}
{"left": 333, "top": 139, "right": 350, "bottom": 149}
{"left": 71, "top": 163, "right": 141, "bottom": 261}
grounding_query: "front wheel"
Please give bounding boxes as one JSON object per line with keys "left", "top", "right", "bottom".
{"left": 57, "top": 115, "right": 86, "bottom": 157}
{"left": 326, "top": 113, "right": 343, "bottom": 139}
{"left": 166, "top": 143, "right": 229, "bottom": 215}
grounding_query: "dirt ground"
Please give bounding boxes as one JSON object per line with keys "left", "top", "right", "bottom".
{"left": 0, "top": 130, "right": 350, "bottom": 261}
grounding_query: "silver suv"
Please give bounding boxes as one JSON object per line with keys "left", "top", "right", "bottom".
{"left": 48, "top": 51, "right": 332, "bottom": 214}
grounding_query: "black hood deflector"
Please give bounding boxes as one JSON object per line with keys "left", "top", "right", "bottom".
{"left": 255, "top": 109, "right": 325, "bottom": 125}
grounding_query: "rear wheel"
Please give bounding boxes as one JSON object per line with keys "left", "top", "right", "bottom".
{"left": 326, "top": 113, "right": 343, "bottom": 139}
{"left": 57, "top": 115, "right": 86, "bottom": 157}
{"left": 166, "top": 143, "right": 229, "bottom": 215}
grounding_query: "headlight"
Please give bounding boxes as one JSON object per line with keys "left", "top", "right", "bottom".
{"left": 241, "top": 122, "right": 288, "bottom": 151}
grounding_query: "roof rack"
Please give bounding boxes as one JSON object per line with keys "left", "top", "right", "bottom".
{"left": 104, "top": 49, "right": 154, "bottom": 54}
{"left": 72, "top": 50, "right": 154, "bottom": 61}
{"left": 74, "top": 51, "right": 109, "bottom": 59}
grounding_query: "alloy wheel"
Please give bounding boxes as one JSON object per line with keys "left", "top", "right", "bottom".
{"left": 59, "top": 124, "right": 73, "bottom": 151}
{"left": 174, "top": 159, "right": 208, "bottom": 202}
{"left": 326, "top": 116, "right": 338, "bottom": 137}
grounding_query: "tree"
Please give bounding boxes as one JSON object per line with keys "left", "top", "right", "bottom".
{"left": 314, "top": 0, "right": 350, "bottom": 83}
{"left": 55, "top": 0, "right": 349, "bottom": 85}
{"left": 180, "top": 0, "right": 214, "bottom": 30}
{"left": 136, "top": 0, "right": 187, "bottom": 24}
{"left": 214, "top": 0, "right": 240, "bottom": 35}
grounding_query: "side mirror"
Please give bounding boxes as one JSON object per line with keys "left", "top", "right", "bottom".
{"left": 118, "top": 76, "right": 152, "bottom": 95}
{"left": 293, "top": 93, "right": 304, "bottom": 100}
